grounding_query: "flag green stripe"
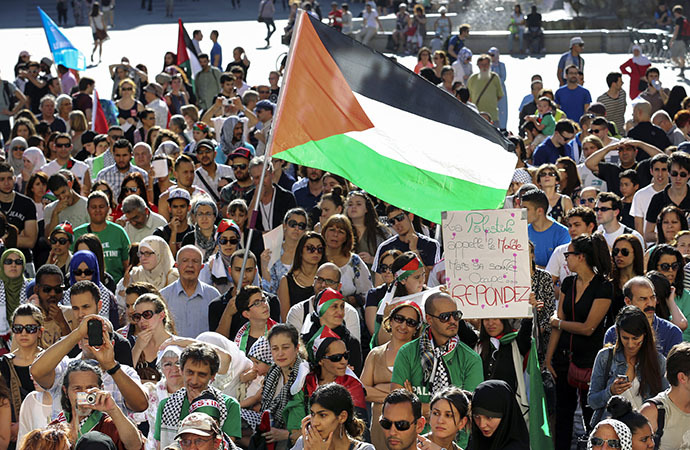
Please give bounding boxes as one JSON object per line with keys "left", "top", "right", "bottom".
{"left": 275, "top": 134, "right": 506, "bottom": 223}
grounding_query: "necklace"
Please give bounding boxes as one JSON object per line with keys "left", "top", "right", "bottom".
{"left": 0, "top": 193, "right": 15, "bottom": 215}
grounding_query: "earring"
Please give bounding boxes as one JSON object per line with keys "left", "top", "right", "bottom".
{"left": 340, "top": 424, "right": 344, "bottom": 439}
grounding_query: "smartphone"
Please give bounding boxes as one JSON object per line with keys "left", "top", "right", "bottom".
{"left": 616, "top": 375, "right": 629, "bottom": 382}
{"left": 87, "top": 319, "right": 103, "bottom": 347}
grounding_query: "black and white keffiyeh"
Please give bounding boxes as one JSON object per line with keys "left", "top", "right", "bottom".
{"left": 419, "top": 327, "right": 457, "bottom": 395}
{"left": 260, "top": 357, "right": 303, "bottom": 429}
{"left": 160, "top": 386, "right": 228, "bottom": 431}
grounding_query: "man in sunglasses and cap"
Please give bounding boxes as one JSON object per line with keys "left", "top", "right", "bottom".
{"left": 391, "top": 292, "right": 482, "bottom": 447}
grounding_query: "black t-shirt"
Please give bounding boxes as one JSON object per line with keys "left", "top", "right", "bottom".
{"left": 269, "top": 88, "right": 279, "bottom": 103}
{"left": 526, "top": 12, "right": 542, "bottom": 28}
{"left": 66, "top": 332, "right": 134, "bottom": 366}
{"left": 208, "top": 290, "right": 280, "bottom": 339}
{"left": 153, "top": 223, "right": 192, "bottom": 244}
{"left": 598, "top": 159, "right": 651, "bottom": 196}
{"left": 627, "top": 122, "right": 672, "bottom": 161}
{"left": 558, "top": 274, "right": 613, "bottom": 367}
{"left": 1, "top": 192, "right": 37, "bottom": 261}
{"left": 24, "top": 78, "right": 49, "bottom": 113}
{"left": 620, "top": 202, "right": 635, "bottom": 229}
{"left": 372, "top": 233, "right": 440, "bottom": 272}
{"left": 645, "top": 185, "right": 690, "bottom": 223}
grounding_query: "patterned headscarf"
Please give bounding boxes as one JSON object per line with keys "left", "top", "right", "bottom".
{"left": 312, "top": 288, "right": 343, "bottom": 317}
{"left": 248, "top": 336, "right": 273, "bottom": 365}
{"left": 306, "top": 325, "right": 340, "bottom": 363}
{"left": 586, "top": 419, "right": 632, "bottom": 450}
{"left": 395, "top": 256, "right": 422, "bottom": 282}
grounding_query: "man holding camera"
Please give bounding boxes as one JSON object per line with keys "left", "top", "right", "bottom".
{"left": 31, "top": 281, "right": 148, "bottom": 420}
{"left": 50, "top": 359, "right": 144, "bottom": 450}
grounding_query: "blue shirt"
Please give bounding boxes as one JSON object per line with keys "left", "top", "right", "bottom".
{"left": 532, "top": 136, "right": 574, "bottom": 166}
{"left": 528, "top": 220, "right": 570, "bottom": 267}
{"left": 210, "top": 42, "right": 222, "bottom": 69}
{"left": 293, "top": 185, "right": 321, "bottom": 211}
{"left": 557, "top": 51, "right": 585, "bottom": 77}
{"left": 605, "top": 315, "right": 682, "bottom": 356}
{"left": 160, "top": 279, "right": 220, "bottom": 337}
{"left": 555, "top": 84, "right": 592, "bottom": 121}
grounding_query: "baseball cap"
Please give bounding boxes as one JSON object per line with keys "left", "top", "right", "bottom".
{"left": 40, "top": 57, "right": 53, "bottom": 66}
{"left": 156, "top": 72, "right": 173, "bottom": 85}
{"left": 167, "top": 188, "right": 191, "bottom": 204}
{"left": 196, "top": 139, "right": 215, "bottom": 153}
{"left": 174, "top": 413, "right": 220, "bottom": 440}
{"left": 229, "top": 147, "right": 252, "bottom": 160}
{"left": 145, "top": 82, "right": 163, "bottom": 97}
{"left": 254, "top": 99, "right": 275, "bottom": 113}
{"left": 81, "top": 130, "right": 97, "bottom": 146}
{"left": 19, "top": 51, "right": 30, "bottom": 58}
{"left": 570, "top": 36, "right": 584, "bottom": 47}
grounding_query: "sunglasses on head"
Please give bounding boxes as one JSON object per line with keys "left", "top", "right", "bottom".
{"left": 40, "top": 285, "right": 64, "bottom": 295}
{"left": 132, "top": 310, "right": 155, "bottom": 322}
{"left": 659, "top": 262, "right": 680, "bottom": 271}
{"left": 50, "top": 237, "right": 70, "bottom": 245}
{"left": 392, "top": 313, "right": 420, "bottom": 328}
{"left": 379, "top": 417, "right": 416, "bottom": 431}
{"left": 387, "top": 213, "right": 407, "bottom": 226}
{"left": 219, "top": 237, "right": 239, "bottom": 246}
{"left": 73, "top": 269, "right": 94, "bottom": 277}
{"left": 589, "top": 437, "right": 621, "bottom": 448}
{"left": 231, "top": 163, "right": 248, "bottom": 171}
{"left": 612, "top": 247, "right": 630, "bottom": 257}
{"left": 305, "top": 244, "right": 324, "bottom": 254}
{"left": 378, "top": 263, "right": 392, "bottom": 274}
{"left": 323, "top": 351, "right": 350, "bottom": 362}
{"left": 3, "top": 258, "right": 23, "bottom": 266}
{"left": 428, "top": 310, "right": 462, "bottom": 323}
{"left": 12, "top": 324, "right": 39, "bottom": 334}
{"left": 287, "top": 219, "right": 307, "bottom": 230}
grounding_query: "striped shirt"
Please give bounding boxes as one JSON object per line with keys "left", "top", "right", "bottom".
{"left": 597, "top": 90, "right": 627, "bottom": 133}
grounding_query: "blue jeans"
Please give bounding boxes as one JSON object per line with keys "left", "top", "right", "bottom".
{"left": 508, "top": 28, "right": 524, "bottom": 53}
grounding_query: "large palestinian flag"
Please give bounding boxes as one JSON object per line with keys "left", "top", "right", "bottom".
{"left": 270, "top": 13, "right": 517, "bottom": 223}
{"left": 177, "top": 19, "right": 201, "bottom": 83}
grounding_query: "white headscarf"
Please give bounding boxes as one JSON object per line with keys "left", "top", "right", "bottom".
{"left": 7, "top": 137, "right": 27, "bottom": 174}
{"left": 632, "top": 45, "right": 651, "bottom": 66}
{"left": 129, "top": 235, "right": 179, "bottom": 290}
{"left": 195, "top": 331, "right": 253, "bottom": 398}
{"left": 22, "top": 147, "right": 47, "bottom": 175}
{"left": 587, "top": 419, "right": 632, "bottom": 450}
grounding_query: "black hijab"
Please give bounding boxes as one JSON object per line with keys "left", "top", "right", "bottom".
{"left": 467, "top": 380, "right": 529, "bottom": 450}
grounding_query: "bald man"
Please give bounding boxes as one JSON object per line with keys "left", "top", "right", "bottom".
{"left": 160, "top": 245, "right": 221, "bottom": 337}
{"left": 628, "top": 100, "right": 672, "bottom": 160}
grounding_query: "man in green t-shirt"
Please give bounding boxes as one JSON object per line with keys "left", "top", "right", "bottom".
{"left": 155, "top": 343, "right": 241, "bottom": 449}
{"left": 72, "top": 190, "right": 130, "bottom": 284}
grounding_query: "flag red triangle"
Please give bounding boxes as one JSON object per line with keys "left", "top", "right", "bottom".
{"left": 92, "top": 90, "right": 108, "bottom": 134}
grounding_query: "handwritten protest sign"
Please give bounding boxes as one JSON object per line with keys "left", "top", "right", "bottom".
{"left": 442, "top": 209, "right": 532, "bottom": 319}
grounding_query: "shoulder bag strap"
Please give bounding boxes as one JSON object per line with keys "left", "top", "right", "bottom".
{"left": 3, "top": 355, "right": 22, "bottom": 420}
{"left": 569, "top": 277, "right": 576, "bottom": 361}
{"left": 195, "top": 167, "right": 220, "bottom": 202}
{"left": 475, "top": 73, "right": 496, "bottom": 105}
{"left": 604, "top": 346, "right": 614, "bottom": 378}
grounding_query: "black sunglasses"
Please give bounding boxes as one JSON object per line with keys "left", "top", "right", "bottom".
{"left": 387, "top": 213, "right": 407, "bottom": 226}
{"left": 231, "top": 163, "right": 248, "bottom": 170}
{"left": 218, "top": 237, "right": 239, "bottom": 246}
{"left": 564, "top": 251, "right": 581, "bottom": 258}
{"left": 124, "top": 187, "right": 139, "bottom": 193}
{"left": 50, "top": 237, "right": 70, "bottom": 245}
{"left": 612, "top": 247, "right": 630, "bottom": 257}
{"left": 593, "top": 206, "right": 612, "bottom": 212}
{"left": 379, "top": 417, "right": 416, "bottom": 431}
{"left": 287, "top": 219, "right": 307, "bottom": 230}
{"left": 73, "top": 269, "right": 94, "bottom": 277}
{"left": 378, "top": 263, "right": 392, "bottom": 274}
{"left": 659, "top": 262, "right": 680, "bottom": 271}
{"left": 40, "top": 285, "right": 64, "bottom": 295}
{"left": 670, "top": 170, "right": 689, "bottom": 178}
{"left": 3, "top": 258, "right": 23, "bottom": 266}
{"left": 392, "top": 313, "right": 420, "bottom": 328}
{"left": 579, "top": 197, "right": 596, "bottom": 205}
{"left": 589, "top": 437, "right": 621, "bottom": 448}
{"left": 427, "top": 310, "right": 462, "bottom": 323}
{"left": 132, "top": 310, "right": 155, "bottom": 322}
{"left": 305, "top": 244, "right": 324, "bottom": 254}
{"left": 323, "top": 351, "right": 350, "bottom": 362}
{"left": 12, "top": 324, "right": 39, "bottom": 334}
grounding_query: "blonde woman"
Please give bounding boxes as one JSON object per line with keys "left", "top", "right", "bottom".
{"left": 115, "top": 78, "right": 144, "bottom": 128}
{"left": 68, "top": 110, "right": 88, "bottom": 155}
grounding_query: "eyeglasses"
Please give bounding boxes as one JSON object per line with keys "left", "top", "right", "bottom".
{"left": 378, "top": 263, "right": 392, "bottom": 274}
{"left": 564, "top": 251, "right": 581, "bottom": 258}
{"left": 40, "top": 285, "right": 64, "bottom": 295}
{"left": 231, "top": 164, "right": 248, "bottom": 170}
{"left": 218, "top": 237, "right": 239, "bottom": 245}
{"left": 3, "top": 258, "right": 23, "bottom": 266}
{"left": 427, "top": 310, "right": 462, "bottom": 323}
{"left": 612, "top": 247, "right": 630, "bottom": 257}
{"left": 314, "top": 276, "right": 338, "bottom": 286}
{"left": 132, "top": 310, "right": 155, "bottom": 322}
{"left": 539, "top": 171, "right": 557, "bottom": 178}
{"left": 379, "top": 418, "right": 416, "bottom": 431}
{"left": 387, "top": 213, "right": 407, "bottom": 226}
{"left": 593, "top": 206, "right": 613, "bottom": 212}
{"left": 287, "top": 219, "right": 307, "bottom": 230}
{"left": 179, "top": 438, "right": 214, "bottom": 449}
{"left": 579, "top": 197, "right": 596, "bottom": 205}
{"left": 323, "top": 351, "right": 350, "bottom": 362}
{"left": 305, "top": 244, "right": 324, "bottom": 254}
{"left": 138, "top": 250, "right": 155, "bottom": 258}
{"left": 659, "top": 262, "right": 680, "bottom": 271}
{"left": 55, "top": 142, "right": 71, "bottom": 148}
{"left": 249, "top": 298, "right": 268, "bottom": 309}
{"left": 12, "top": 324, "right": 40, "bottom": 334}
{"left": 72, "top": 269, "right": 94, "bottom": 277}
{"left": 50, "top": 237, "right": 70, "bottom": 245}
{"left": 670, "top": 170, "right": 689, "bottom": 178}
{"left": 124, "top": 187, "right": 139, "bottom": 193}
{"left": 589, "top": 437, "right": 621, "bottom": 448}
{"left": 392, "top": 314, "right": 420, "bottom": 328}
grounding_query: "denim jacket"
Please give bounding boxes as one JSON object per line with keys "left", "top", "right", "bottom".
{"left": 588, "top": 346, "right": 669, "bottom": 426}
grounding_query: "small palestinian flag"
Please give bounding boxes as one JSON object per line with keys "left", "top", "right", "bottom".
{"left": 307, "top": 325, "right": 341, "bottom": 361}
{"left": 395, "top": 257, "right": 422, "bottom": 282}
{"left": 177, "top": 19, "right": 201, "bottom": 83}
{"left": 270, "top": 13, "right": 516, "bottom": 224}
{"left": 91, "top": 89, "right": 108, "bottom": 134}
{"left": 314, "top": 287, "right": 343, "bottom": 317}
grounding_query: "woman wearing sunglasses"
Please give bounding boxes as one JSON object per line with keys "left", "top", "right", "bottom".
{"left": 64, "top": 250, "right": 119, "bottom": 326}
{"left": 345, "top": 191, "right": 391, "bottom": 269}
{"left": 293, "top": 383, "right": 373, "bottom": 450}
{"left": 466, "top": 380, "right": 529, "bottom": 450}
{"left": 544, "top": 233, "right": 613, "bottom": 449}
{"left": 535, "top": 163, "right": 573, "bottom": 224}
{"left": 47, "top": 223, "right": 73, "bottom": 277}
{"left": 0, "top": 249, "right": 30, "bottom": 340}
{"left": 609, "top": 235, "right": 644, "bottom": 326}
{"left": 199, "top": 219, "right": 241, "bottom": 295}
{"left": 278, "top": 232, "right": 327, "bottom": 321}
{"left": 111, "top": 172, "right": 156, "bottom": 222}
{"left": 132, "top": 293, "right": 177, "bottom": 382}
{"left": 586, "top": 418, "right": 633, "bottom": 450}
{"left": 0, "top": 304, "right": 44, "bottom": 447}
{"left": 362, "top": 300, "right": 422, "bottom": 449}
{"left": 180, "top": 196, "right": 219, "bottom": 263}
{"left": 129, "top": 235, "right": 178, "bottom": 293}
{"left": 647, "top": 244, "right": 690, "bottom": 341}
{"left": 74, "top": 233, "right": 117, "bottom": 294}
{"left": 364, "top": 250, "right": 402, "bottom": 337}
{"left": 262, "top": 208, "right": 309, "bottom": 295}
{"left": 606, "top": 396, "right": 654, "bottom": 450}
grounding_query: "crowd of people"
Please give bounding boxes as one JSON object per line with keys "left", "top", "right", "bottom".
{"left": 2, "top": 1, "right": 690, "bottom": 450}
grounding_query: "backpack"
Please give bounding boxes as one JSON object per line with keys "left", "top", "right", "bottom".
{"left": 2, "top": 81, "right": 16, "bottom": 112}
{"left": 681, "top": 17, "right": 690, "bottom": 38}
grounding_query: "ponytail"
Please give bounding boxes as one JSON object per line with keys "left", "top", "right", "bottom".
{"left": 572, "top": 232, "right": 611, "bottom": 278}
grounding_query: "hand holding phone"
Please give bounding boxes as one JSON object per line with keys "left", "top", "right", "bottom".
{"left": 87, "top": 319, "right": 104, "bottom": 347}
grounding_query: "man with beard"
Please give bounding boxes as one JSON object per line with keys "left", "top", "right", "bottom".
{"left": 604, "top": 277, "right": 682, "bottom": 356}
{"left": 466, "top": 54, "right": 504, "bottom": 124}
{"left": 40, "top": 133, "right": 89, "bottom": 185}
{"left": 193, "top": 139, "right": 234, "bottom": 203}
{"left": 380, "top": 390, "right": 426, "bottom": 450}
{"left": 555, "top": 64, "right": 592, "bottom": 123}
{"left": 158, "top": 155, "right": 207, "bottom": 221}
{"left": 216, "top": 116, "right": 256, "bottom": 165}
{"left": 293, "top": 167, "right": 324, "bottom": 214}
{"left": 30, "top": 264, "right": 72, "bottom": 348}
{"left": 219, "top": 148, "right": 255, "bottom": 211}
{"left": 95, "top": 139, "right": 149, "bottom": 199}
{"left": 0, "top": 162, "right": 37, "bottom": 264}
{"left": 248, "top": 156, "right": 296, "bottom": 232}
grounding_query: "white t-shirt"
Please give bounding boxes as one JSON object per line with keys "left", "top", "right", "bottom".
{"left": 545, "top": 242, "right": 572, "bottom": 283}
{"left": 362, "top": 9, "right": 378, "bottom": 28}
{"left": 577, "top": 163, "right": 608, "bottom": 191}
{"left": 597, "top": 223, "right": 645, "bottom": 249}
{"left": 40, "top": 159, "right": 89, "bottom": 184}
{"left": 630, "top": 183, "right": 664, "bottom": 222}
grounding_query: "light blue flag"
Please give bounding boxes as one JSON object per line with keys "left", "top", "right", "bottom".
{"left": 38, "top": 6, "right": 86, "bottom": 71}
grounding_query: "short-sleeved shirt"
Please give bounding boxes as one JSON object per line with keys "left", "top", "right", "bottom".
{"left": 596, "top": 91, "right": 627, "bottom": 133}
{"left": 627, "top": 122, "right": 672, "bottom": 160}
{"left": 73, "top": 92, "right": 93, "bottom": 114}
{"left": 630, "top": 183, "right": 664, "bottom": 223}
{"left": 558, "top": 274, "right": 613, "bottom": 367}
{"left": 554, "top": 84, "right": 592, "bottom": 121}
{"left": 557, "top": 51, "right": 584, "bottom": 79}
{"left": 466, "top": 73, "right": 504, "bottom": 122}
{"left": 447, "top": 35, "right": 465, "bottom": 56}
{"left": 371, "top": 233, "right": 441, "bottom": 272}
{"left": 40, "top": 158, "right": 89, "bottom": 184}
{"left": 597, "top": 159, "right": 651, "bottom": 196}
{"left": 73, "top": 222, "right": 131, "bottom": 283}
{"left": 532, "top": 136, "right": 575, "bottom": 166}
{"left": 210, "top": 42, "right": 222, "bottom": 69}
{"left": 528, "top": 220, "right": 571, "bottom": 267}
{"left": 0, "top": 192, "right": 36, "bottom": 261}
{"left": 645, "top": 185, "right": 690, "bottom": 223}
